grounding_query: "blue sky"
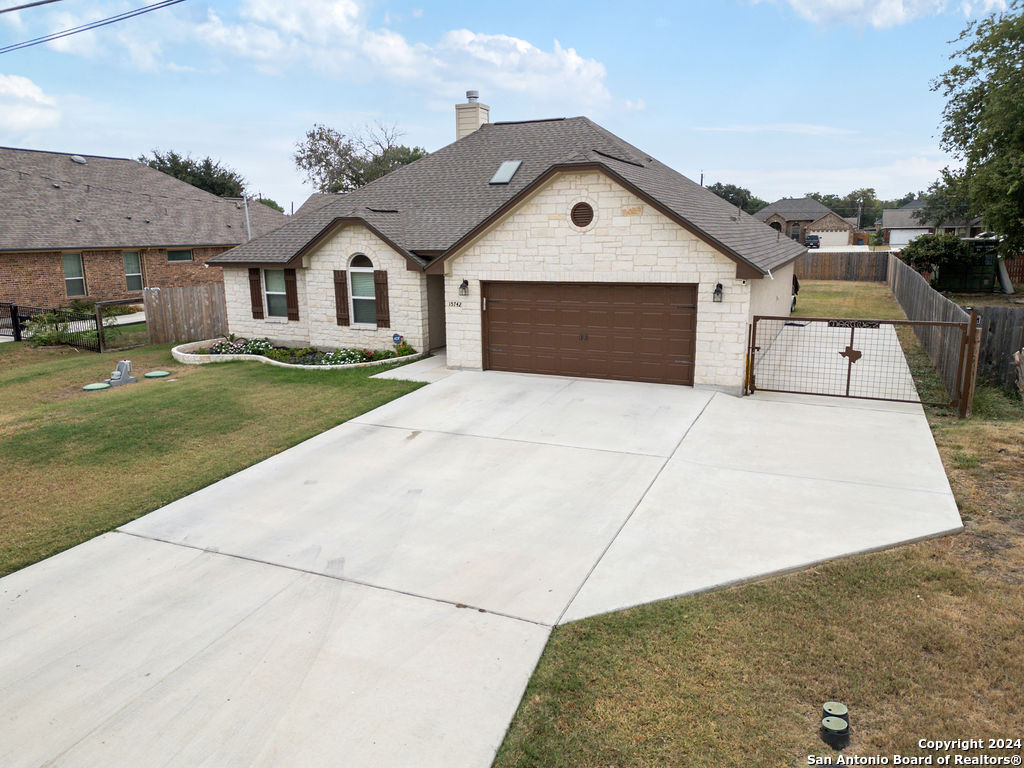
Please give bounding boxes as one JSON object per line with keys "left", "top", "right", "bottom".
{"left": 0, "top": 0, "right": 1007, "bottom": 211}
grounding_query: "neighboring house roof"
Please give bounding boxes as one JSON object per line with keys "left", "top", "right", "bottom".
{"left": 0, "top": 147, "right": 287, "bottom": 253}
{"left": 881, "top": 207, "right": 935, "bottom": 229}
{"left": 211, "top": 117, "right": 805, "bottom": 276}
{"left": 753, "top": 197, "right": 833, "bottom": 223}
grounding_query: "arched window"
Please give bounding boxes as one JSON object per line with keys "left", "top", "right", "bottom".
{"left": 349, "top": 254, "right": 376, "bottom": 324}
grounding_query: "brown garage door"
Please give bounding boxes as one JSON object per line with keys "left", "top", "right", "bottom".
{"left": 482, "top": 282, "right": 697, "bottom": 385}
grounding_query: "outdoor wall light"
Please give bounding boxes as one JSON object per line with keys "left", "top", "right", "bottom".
{"left": 713, "top": 283, "right": 724, "bottom": 303}
{"left": 459, "top": 279, "right": 469, "bottom": 296}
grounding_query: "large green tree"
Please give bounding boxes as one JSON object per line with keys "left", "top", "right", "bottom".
{"left": 932, "top": 0, "right": 1024, "bottom": 255}
{"left": 706, "top": 182, "right": 767, "bottom": 215}
{"left": 294, "top": 123, "right": 428, "bottom": 194}
{"left": 138, "top": 150, "right": 246, "bottom": 197}
{"left": 915, "top": 167, "right": 973, "bottom": 228}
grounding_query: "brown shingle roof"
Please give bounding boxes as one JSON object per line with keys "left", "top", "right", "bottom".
{"left": 211, "top": 117, "right": 804, "bottom": 274}
{"left": 754, "top": 197, "right": 834, "bottom": 223}
{"left": 0, "top": 147, "right": 287, "bottom": 253}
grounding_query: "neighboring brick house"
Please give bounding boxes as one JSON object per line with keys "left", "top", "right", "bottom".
{"left": 754, "top": 197, "right": 854, "bottom": 246}
{"left": 210, "top": 93, "right": 804, "bottom": 394}
{"left": 1, "top": 147, "right": 287, "bottom": 309}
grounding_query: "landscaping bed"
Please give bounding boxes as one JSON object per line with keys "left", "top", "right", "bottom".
{"left": 173, "top": 336, "right": 423, "bottom": 369}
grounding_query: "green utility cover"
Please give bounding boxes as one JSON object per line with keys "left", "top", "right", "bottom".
{"left": 144, "top": 370, "right": 171, "bottom": 378}
{"left": 822, "top": 717, "right": 848, "bottom": 733}
{"left": 83, "top": 382, "right": 110, "bottom": 391}
{"left": 824, "top": 701, "right": 849, "bottom": 717}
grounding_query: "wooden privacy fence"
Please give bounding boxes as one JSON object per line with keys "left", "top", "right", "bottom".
{"left": 1005, "top": 257, "right": 1024, "bottom": 284}
{"left": 974, "top": 306, "right": 1024, "bottom": 388}
{"left": 794, "top": 251, "right": 891, "bottom": 282}
{"left": 888, "top": 254, "right": 975, "bottom": 404}
{"left": 144, "top": 284, "right": 228, "bottom": 344}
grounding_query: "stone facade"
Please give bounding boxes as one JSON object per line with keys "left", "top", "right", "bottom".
{"left": 223, "top": 223, "right": 430, "bottom": 352}
{"left": 0, "top": 246, "right": 227, "bottom": 308}
{"left": 441, "top": 170, "right": 759, "bottom": 392}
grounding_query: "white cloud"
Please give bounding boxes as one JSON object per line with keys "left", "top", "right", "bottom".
{"left": 756, "top": 0, "right": 1008, "bottom": 27}
{"left": 696, "top": 123, "right": 858, "bottom": 136}
{"left": 0, "top": 73, "right": 60, "bottom": 133}
{"left": 960, "top": 0, "right": 1006, "bottom": 15}
{"left": 192, "top": 1, "right": 611, "bottom": 109}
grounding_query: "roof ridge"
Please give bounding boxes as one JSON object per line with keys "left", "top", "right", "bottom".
{"left": 0, "top": 146, "right": 134, "bottom": 162}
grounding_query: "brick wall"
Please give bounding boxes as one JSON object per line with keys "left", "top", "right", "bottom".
{"left": 223, "top": 224, "right": 429, "bottom": 351}
{"left": 0, "top": 252, "right": 66, "bottom": 308}
{"left": 1, "top": 246, "right": 229, "bottom": 308}
{"left": 442, "top": 170, "right": 755, "bottom": 392}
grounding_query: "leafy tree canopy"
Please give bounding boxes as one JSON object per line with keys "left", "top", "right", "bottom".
{"left": 293, "top": 123, "right": 428, "bottom": 194}
{"left": 932, "top": 1, "right": 1023, "bottom": 255}
{"left": 256, "top": 197, "right": 285, "bottom": 213}
{"left": 138, "top": 150, "right": 246, "bottom": 197}
{"left": 915, "top": 168, "right": 973, "bottom": 228}
{"left": 706, "top": 182, "right": 768, "bottom": 215}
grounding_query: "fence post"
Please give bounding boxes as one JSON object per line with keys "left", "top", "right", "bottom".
{"left": 94, "top": 303, "right": 105, "bottom": 353}
{"left": 959, "top": 307, "right": 981, "bottom": 419}
{"left": 10, "top": 304, "right": 21, "bottom": 342}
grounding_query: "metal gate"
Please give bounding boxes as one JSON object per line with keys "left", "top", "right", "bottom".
{"left": 1, "top": 302, "right": 101, "bottom": 351}
{"left": 746, "top": 313, "right": 979, "bottom": 417}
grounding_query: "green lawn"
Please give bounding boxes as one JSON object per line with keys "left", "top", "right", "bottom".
{"left": 495, "top": 281, "right": 1024, "bottom": 767}
{"left": 0, "top": 342, "right": 421, "bottom": 576}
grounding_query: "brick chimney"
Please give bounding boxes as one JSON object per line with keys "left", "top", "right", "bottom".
{"left": 455, "top": 90, "right": 489, "bottom": 140}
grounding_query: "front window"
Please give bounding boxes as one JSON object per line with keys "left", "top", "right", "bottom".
{"left": 63, "top": 253, "right": 85, "bottom": 296}
{"left": 264, "top": 269, "right": 287, "bottom": 317}
{"left": 349, "top": 254, "right": 376, "bottom": 324}
{"left": 167, "top": 249, "right": 193, "bottom": 262}
{"left": 124, "top": 251, "right": 143, "bottom": 291}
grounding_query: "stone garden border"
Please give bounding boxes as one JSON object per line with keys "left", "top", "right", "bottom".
{"left": 171, "top": 338, "right": 426, "bottom": 371}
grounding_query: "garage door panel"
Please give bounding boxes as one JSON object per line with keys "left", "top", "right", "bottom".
{"left": 483, "top": 282, "right": 696, "bottom": 386}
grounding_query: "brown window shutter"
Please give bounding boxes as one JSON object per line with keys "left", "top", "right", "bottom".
{"left": 333, "top": 270, "right": 349, "bottom": 326}
{"left": 248, "top": 268, "right": 264, "bottom": 319}
{"left": 284, "top": 268, "right": 299, "bottom": 321}
{"left": 373, "top": 270, "right": 390, "bottom": 328}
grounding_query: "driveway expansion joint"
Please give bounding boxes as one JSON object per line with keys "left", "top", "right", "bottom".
{"left": 114, "top": 530, "right": 553, "bottom": 629}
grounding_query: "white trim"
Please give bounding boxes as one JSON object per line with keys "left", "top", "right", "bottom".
{"left": 263, "top": 268, "right": 288, "bottom": 318}
{"left": 348, "top": 253, "right": 377, "bottom": 328}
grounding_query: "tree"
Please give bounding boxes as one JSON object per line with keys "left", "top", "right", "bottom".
{"left": 706, "top": 182, "right": 767, "bottom": 215}
{"left": 915, "top": 168, "right": 972, "bottom": 228}
{"left": 256, "top": 197, "right": 284, "bottom": 213}
{"left": 293, "top": 123, "right": 428, "bottom": 193}
{"left": 900, "top": 233, "right": 971, "bottom": 278}
{"left": 933, "top": 1, "right": 1024, "bottom": 256}
{"left": 138, "top": 150, "right": 246, "bottom": 197}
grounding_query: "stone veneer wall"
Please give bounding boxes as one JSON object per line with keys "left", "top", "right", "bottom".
{"left": 223, "top": 223, "right": 429, "bottom": 351}
{"left": 442, "top": 170, "right": 755, "bottom": 392}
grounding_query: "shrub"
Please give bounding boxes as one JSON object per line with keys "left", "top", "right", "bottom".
{"left": 900, "top": 233, "right": 971, "bottom": 275}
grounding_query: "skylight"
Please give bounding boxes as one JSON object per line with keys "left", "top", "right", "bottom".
{"left": 489, "top": 160, "right": 522, "bottom": 185}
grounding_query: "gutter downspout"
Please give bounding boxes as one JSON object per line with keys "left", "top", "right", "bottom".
{"left": 243, "top": 197, "right": 252, "bottom": 241}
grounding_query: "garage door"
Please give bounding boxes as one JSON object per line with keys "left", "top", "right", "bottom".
{"left": 890, "top": 229, "right": 931, "bottom": 246}
{"left": 810, "top": 230, "right": 849, "bottom": 247}
{"left": 482, "top": 282, "right": 697, "bottom": 385}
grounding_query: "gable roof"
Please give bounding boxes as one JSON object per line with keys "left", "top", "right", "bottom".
{"left": 294, "top": 192, "right": 338, "bottom": 218}
{"left": 754, "top": 197, "right": 834, "bottom": 224}
{"left": 210, "top": 117, "right": 804, "bottom": 276}
{"left": 0, "top": 147, "right": 288, "bottom": 253}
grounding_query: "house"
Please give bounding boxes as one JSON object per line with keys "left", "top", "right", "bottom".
{"left": 754, "top": 197, "right": 854, "bottom": 247}
{"left": 880, "top": 199, "right": 982, "bottom": 247}
{"left": 209, "top": 93, "right": 805, "bottom": 393}
{"left": 0, "top": 147, "right": 287, "bottom": 309}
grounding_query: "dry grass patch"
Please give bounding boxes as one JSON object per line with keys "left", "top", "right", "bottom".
{"left": 495, "top": 281, "right": 1024, "bottom": 767}
{"left": 0, "top": 342, "right": 421, "bottom": 576}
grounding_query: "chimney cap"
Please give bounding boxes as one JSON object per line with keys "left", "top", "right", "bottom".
{"left": 466, "top": 90, "right": 479, "bottom": 102}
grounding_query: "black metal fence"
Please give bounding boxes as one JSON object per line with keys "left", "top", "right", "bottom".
{"left": 1, "top": 302, "right": 101, "bottom": 351}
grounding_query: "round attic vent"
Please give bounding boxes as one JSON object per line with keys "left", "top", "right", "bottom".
{"left": 70, "top": 155, "right": 87, "bottom": 165}
{"left": 570, "top": 202, "right": 594, "bottom": 228}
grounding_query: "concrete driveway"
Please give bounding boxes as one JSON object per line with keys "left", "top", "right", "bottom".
{"left": 0, "top": 367, "right": 962, "bottom": 767}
